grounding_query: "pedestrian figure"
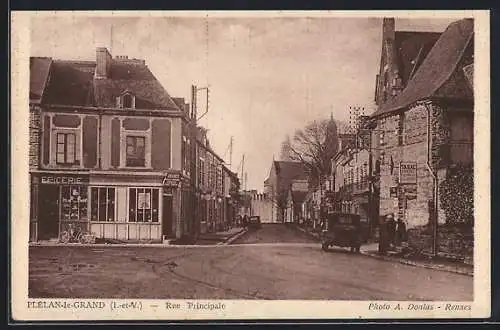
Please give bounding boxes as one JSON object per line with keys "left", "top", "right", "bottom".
{"left": 378, "top": 215, "right": 390, "bottom": 255}
{"left": 243, "top": 214, "right": 248, "bottom": 229}
{"left": 396, "top": 218, "right": 407, "bottom": 245}
{"left": 386, "top": 213, "right": 396, "bottom": 248}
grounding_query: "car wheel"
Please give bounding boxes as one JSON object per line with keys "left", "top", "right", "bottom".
{"left": 321, "top": 243, "right": 329, "bottom": 251}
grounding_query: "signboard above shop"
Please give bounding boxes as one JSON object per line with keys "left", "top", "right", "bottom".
{"left": 33, "top": 173, "right": 89, "bottom": 185}
{"left": 399, "top": 162, "right": 417, "bottom": 184}
{"left": 162, "top": 172, "right": 181, "bottom": 188}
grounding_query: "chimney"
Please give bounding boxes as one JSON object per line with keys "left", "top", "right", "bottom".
{"left": 376, "top": 18, "right": 398, "bottom": 105}
{"left": 95, "top": 47, "right": 112, "bottom": 79}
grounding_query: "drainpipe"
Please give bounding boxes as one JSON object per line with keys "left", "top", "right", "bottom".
{"left": 98, "top": 111, "right": 102, "bottom": 169}
{"left": 424, "top": 101, "right": 439, "bottom": 257}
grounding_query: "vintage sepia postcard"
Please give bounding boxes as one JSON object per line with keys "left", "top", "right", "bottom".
{"left": 10, "top": 10, "right": 490, "bottom": 321}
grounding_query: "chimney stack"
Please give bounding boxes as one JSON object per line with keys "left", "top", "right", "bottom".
{"left": 95, "top": 47, "right": 112, "bottom": 79}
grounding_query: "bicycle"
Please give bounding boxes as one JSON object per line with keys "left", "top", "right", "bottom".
{"left": 59, "top": 224, "right": 96, "bottom": 244}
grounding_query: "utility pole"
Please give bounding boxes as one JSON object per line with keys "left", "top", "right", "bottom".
{"left": 241, "top": 154, "right": 245, "bottom": 187}
{"left": 229, "top": 136, "right": 233, "bottom": 171}
{"left": 190, "top": 83, "right": 210, "bottom": 240}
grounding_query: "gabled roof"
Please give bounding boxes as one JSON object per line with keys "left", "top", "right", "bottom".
{"left": 41, "top": 56, "right": 181, "bottom": 111}
{"left": 29, "top": 57, "right": 52, "bottom": 103}
{"left": 93, "top": 61, "right": 180, "bottom": 110}
{"left": 372, "top": 18, "right": 474, "bottom": 117}
{"left": 274, "top": 161, "right": 309, "bottom": 181}
{"left": 394, "top": 31, "right": 441, "bottom": 87}
{"left": 43, "top": 60, "right": 96, "bottom": 106}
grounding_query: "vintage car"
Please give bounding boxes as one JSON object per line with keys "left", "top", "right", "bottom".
{"left": 247, "top": 215, "right": 262, "bottom": 229}
{"left": 320, "top": 212, "right": 369, "bottom": 253}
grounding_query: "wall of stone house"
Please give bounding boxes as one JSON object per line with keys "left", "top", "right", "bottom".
{"left": 407, "top": 225, "right": 474, "bottom": 263}
{"left": 250, "top": 194, "right": 274, "bottom": 222}
{"left": 29, "top": 106, "right": 41, "bottom": 170}
{"left": 377, "top": 104, "right": 448, "bottom": 229}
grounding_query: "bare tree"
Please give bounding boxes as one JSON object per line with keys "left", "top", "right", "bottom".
{"left": 288, "top": 115, "right": 340, "bottom": 188}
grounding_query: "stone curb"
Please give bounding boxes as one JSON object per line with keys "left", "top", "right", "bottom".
{"left": 29, "top": 243, "right": 221, "bottom": 248}
{"left": 221, "top": 228, "right": 249, "bottom": 245}
{"left": 360, "top": 251, "right": 474, "bottom": 277}
{"left": 291, "top": 225, "right": 473, "bottom": 277}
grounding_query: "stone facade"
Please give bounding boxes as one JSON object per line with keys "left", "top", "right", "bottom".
{"left": 407, "top": 224, "right": 473, "bottom": 262}
{"left": 376, "top": 103, "right": 447, "bottom": 229}
{"left": 29, "top": 105, "right": 41, "bottom": 170}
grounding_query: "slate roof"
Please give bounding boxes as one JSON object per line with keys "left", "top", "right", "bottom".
{"left": 43, "top": 60, "right": 95, "bottom": 106}
{"left": 93, "top": 61, "right": 180, "bottom": 110}
{"left": 372, "top": 18, "right": 474, "bottom": 117}
{"left": 274, "top": 161, "right": 309, "bottom": 182}
{"left": 394, "top": 31, "right": 441, "bottom": 87}
{"left": 29, "top": 57, "right": 52, "bottom": 103}
{"left": 40, "top": 55, "right": 181, "bottom": 111}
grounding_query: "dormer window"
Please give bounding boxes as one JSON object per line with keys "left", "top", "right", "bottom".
{"left": 116, "top": 91, "right": 136, "bottom": 109}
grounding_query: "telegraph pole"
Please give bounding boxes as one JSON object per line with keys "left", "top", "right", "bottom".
{"left": 229, "top": 136, "right": 233, "bottom": 171}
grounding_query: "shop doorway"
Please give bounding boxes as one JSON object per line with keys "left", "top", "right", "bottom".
{"left": 162, "top": 194, "right": 173, "bottom": 238}
{"left": 38, "top": 185, "right": 60, "bottom": 240}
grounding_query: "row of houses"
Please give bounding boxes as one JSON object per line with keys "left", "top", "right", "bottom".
{"left": 29, "top": 47, "right": 240, "bottom": 243}
{"left": 263, "top": 18, "right": 474, "bottom": 259}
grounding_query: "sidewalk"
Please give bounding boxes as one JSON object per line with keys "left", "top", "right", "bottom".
{"left": 294, "top": 225, "right": 473, "bottom": 277}
{"left": 30, "top": 227, "right": 248, "bottom": 247}
{"left": 197, "top": 227, "right": 247, "bottom": 245}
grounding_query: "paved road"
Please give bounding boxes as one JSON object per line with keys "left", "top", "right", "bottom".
{"left": 29, "top": 224, "right": 473, "bottom": 300}
{"left": 234, "top": 223, "right": 317, "bottom": 244}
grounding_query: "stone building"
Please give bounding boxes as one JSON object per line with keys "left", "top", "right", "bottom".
{"left": 371, "top": 18, "right": 474, "bottom": 257}
{"left": 222, "top": 165, "right": 240, "bottom": 228}
{"left": 194, "top": 127, "right": 227, "bottom": 234}
{"left": 264, "top": 160, "right": 309, "bottom": 223}
{"left": 29, "top": 48, "right": 193, "bottom": 242}
{"left": 244, "top": 191, "right": 274, "bottom": 223}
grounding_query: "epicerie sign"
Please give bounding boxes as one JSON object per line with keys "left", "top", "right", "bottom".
{"left": 40, "top": 175, "right": 88, "bottom": 185}
{"left": 399, "top": 162, "right": 417, "bottom": 184}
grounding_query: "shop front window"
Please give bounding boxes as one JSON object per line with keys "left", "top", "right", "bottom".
{"left": 60, "top": 185, "right": 88, "bottom": 222}
{"left": 129, "top": 188, "right": 159, "bottom": 222}
{"left": 90, "top": 187, "right": 116, "bottom": 222}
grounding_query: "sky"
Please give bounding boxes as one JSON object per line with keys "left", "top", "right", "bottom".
{"left": 30, "top": 13, "right": 462, "bottom": 191}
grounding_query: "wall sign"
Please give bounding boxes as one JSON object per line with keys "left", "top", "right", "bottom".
{"left": 162, "top": 172, "right": 181, "bottom": 188}
{"left": 399, "top": 162, "right": 417, "bottom": 184}
{"left": 403, "top": 184, "right": 418, "bottom": 200}
{"left": 35, "top": 173, "right": 89, "bottom": 185}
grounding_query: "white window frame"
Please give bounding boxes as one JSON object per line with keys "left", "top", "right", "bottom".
{"left": 90, "top": 186, "right": 117, "bottom": 222}
{"left": 128, "top": 187, "right": 160, "bottom": 223}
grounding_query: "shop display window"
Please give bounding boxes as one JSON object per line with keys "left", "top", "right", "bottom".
{"left": 90, "top": 187, "right": 116, "bottom": 222}
{"left": 60, "top": 185, "right": 88, "bottom": 222}
{"left": 128, "top": 188, "right": 159, "bottom": 222}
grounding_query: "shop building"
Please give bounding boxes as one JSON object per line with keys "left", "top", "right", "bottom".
{"left": 194, "top": 127, "right": 227, "bottom": 234}
{"left": 29, "top": 48, "right": 192, "bottom": 242}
